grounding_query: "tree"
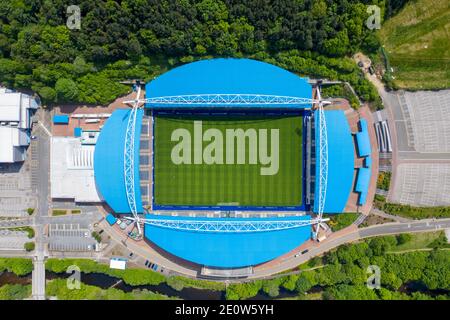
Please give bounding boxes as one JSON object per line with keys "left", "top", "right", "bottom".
{"left": 295, "top": 274, "right": 313, "bottom": 294}
{"left": 167, "top": 276, "right": 185, "bottom": 291}
{"left": 262, "top": 281, "right": 280, "bottom": 298}
{"left": 0, "top": 284, "right": 31, "bottom": 300}
{"left": 38, "top": 86, "right": 56, "bottom": 103}
{"left": 24, "top": 242, "right": 35, "bottom": 252}
{"left": 369, "top": 236, "right": 397, "bottom": 256}
{"left": 323, "top": 31, "right": 350, "bottom": 56}
{"left": 396, "top": 234, "right": 412, "bottom": 245}
{"left": 0, "top": 258, "right": 33, "bottom": 276}
{"left": 55, "top": 78, "right": 78, "bottom": 102}
{"left": 196, "top": 0, "right": 228, "bottom": 22}
{"left": 325, "top": 284, "right": 379, "bottom": 300}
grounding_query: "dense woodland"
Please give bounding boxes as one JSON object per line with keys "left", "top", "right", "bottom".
{"left": 0, "top": 0, "right": 407, "bottom": 105}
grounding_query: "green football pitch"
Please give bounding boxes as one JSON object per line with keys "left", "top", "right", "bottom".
{"left": 153, "top": 114, "right": 303, "bottom": 207}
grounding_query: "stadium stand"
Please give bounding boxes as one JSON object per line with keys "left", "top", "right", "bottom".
{"left": 145, "top": 58, "right": 312, "bottom": 109}
{"left": 356, "top": 119, "right": 371, "bottom": 157}
{"left": 314, "top": 110, "right": 354, "bottom": 213}
{"left": 94, "top": 109, "right": 144, "bottom": 213}
{"left": 355, "top": 167, "right": 371, "bottom": 206}
{"left": 93, "top": 58, "right": 362, "bottom": 268}
{"left": 144, "top": 214, "right": 312, "bottom": 268}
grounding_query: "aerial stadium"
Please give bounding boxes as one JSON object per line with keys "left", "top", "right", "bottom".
{"left": 92, "top": 58, "right": 368, "bottom": 272}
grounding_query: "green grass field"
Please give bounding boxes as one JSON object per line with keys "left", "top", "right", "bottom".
{"left": 154, "top": 115, "right": 303, "bottom": 207}
{"left": 379, "top": 0, "right": 450, "bottom": 90}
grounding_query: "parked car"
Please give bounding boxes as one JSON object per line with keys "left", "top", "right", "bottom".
{"left": 144, "top": 260, "right": 149, "bottom": 266}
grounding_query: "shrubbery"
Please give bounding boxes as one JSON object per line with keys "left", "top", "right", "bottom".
{"left": 0, "top": 284, "right": 31, "bottom": 300}
{"left": 46, "top": 279, "right": 169, "bottom": 300}
{"left": 24, "top": 242, "right": 35, "bottom": 252}
{"left": 377, "top": 171, "right": 392, "bottom": 191}
{"left": 326, "top": 213, "right": 359, "bottom": 232}
{"left": 0, "top": 258, "right": 33, "bottom": 276}
{"left": 374, "top": 195, "right": 450, "bottom": 219}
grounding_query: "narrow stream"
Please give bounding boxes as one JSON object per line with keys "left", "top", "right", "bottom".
{"left": 0, "top": 272, "right": 32, "bottom": 286}
{"left": 46, "top": 271, "right": 226, "bottom": 300}
{"left": 4, "top": 271, "right": 446, "bottom": 299}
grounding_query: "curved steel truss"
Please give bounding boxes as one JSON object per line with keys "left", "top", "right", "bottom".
{"left": 139, "top": 217, "right": 328, "bottom": 233}
{"left": 313, "top": 86, "right": 328, "bottom": 239}
{"left": 139, "top": 94, "right": 324, "bottom": 107}
{"left": 124, "top": 87, "right": 142, "bottom": 235}
{"left": 122, "top": 86, "right": 330, "bottom": 238}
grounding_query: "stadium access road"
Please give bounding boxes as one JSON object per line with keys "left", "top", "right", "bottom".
{"left": 251, "top": 218, "right": 450, "bottom": 279}
{"left": 98, "top": 202, "right": 450, "bottom": 279}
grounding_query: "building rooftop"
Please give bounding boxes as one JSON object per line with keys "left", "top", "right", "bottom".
{"left": 51, "top": 136, "right": 102, "bottom": 202}
{"left": 0, "top": 89, "right": 39, "bottom": 163}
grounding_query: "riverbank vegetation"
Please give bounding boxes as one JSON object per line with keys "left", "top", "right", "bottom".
{"left": 226, "top": 236, "right": 449, "bottom": 300}
{"left": 374, "top": 195, "right": 450, "bottom": 219}
{"left": 46, "top": 279, "right": 170, "bottom": 300}
{"left": 0, "top": 284, "right": 31, "bottom": 300}
{"left": 45, "top": 258, "right": 224, "bottom": 292}
{"left": 46, "top": 259, "right": 165, "bottom": 286}
{"left": 0, "top": 258, "right": 33, "bottom": 276}
{"left": 44, "top": 235, "right": 449, "bottom": 301}
{"left": 0, "top": 1, "right": 408, "bottom": 107}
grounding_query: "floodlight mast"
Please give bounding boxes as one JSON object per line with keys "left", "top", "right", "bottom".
{"left": 313, "top": 83, "right": 329, "bottom": 240}
{"left": 123, "top": 85, "right": 143, "bottom": 237}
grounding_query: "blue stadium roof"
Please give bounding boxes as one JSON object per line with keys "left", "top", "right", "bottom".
{"left": 356, "top": 119, "right": 371, "bottom": 157}
{"left": 314, "top": 110, "right": 355, "bottom": 214}
{"left": 144, "top": 214, "right": 312, "bottom": 268}
{"left": 94, "top": 109, "right": 143, "bottom": 213}
{"left": 355, "top": 167, "right": 371, "bottom": 206}
{"left": 145, "top": 58, "right": 312, "bottom": 109}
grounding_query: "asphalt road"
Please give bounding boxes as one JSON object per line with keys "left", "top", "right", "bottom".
{"left": 31, "top": 111, "right": 51, "bottom": 300}
{"left": 251, "top": 218, "right": 450, "bottom": 279}
{"left": 358, "top": 219, "right": 450, "bottom": 238}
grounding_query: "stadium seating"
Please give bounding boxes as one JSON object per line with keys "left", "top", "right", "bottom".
{"left": 356, "top": 119, "right": 371, "bottom": 157}
{"left": 355, "top": 167, "right": 371, "bottom": 206}
{"left": 354, "top": 119, "right": 372, "bottom": 205}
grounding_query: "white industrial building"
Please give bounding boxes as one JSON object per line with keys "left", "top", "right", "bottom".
{"left": 50, "top": 135, "right": 102, "bottom": 203}
{"left": 0, "top": 87, "right": 39, "bottom": 163}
